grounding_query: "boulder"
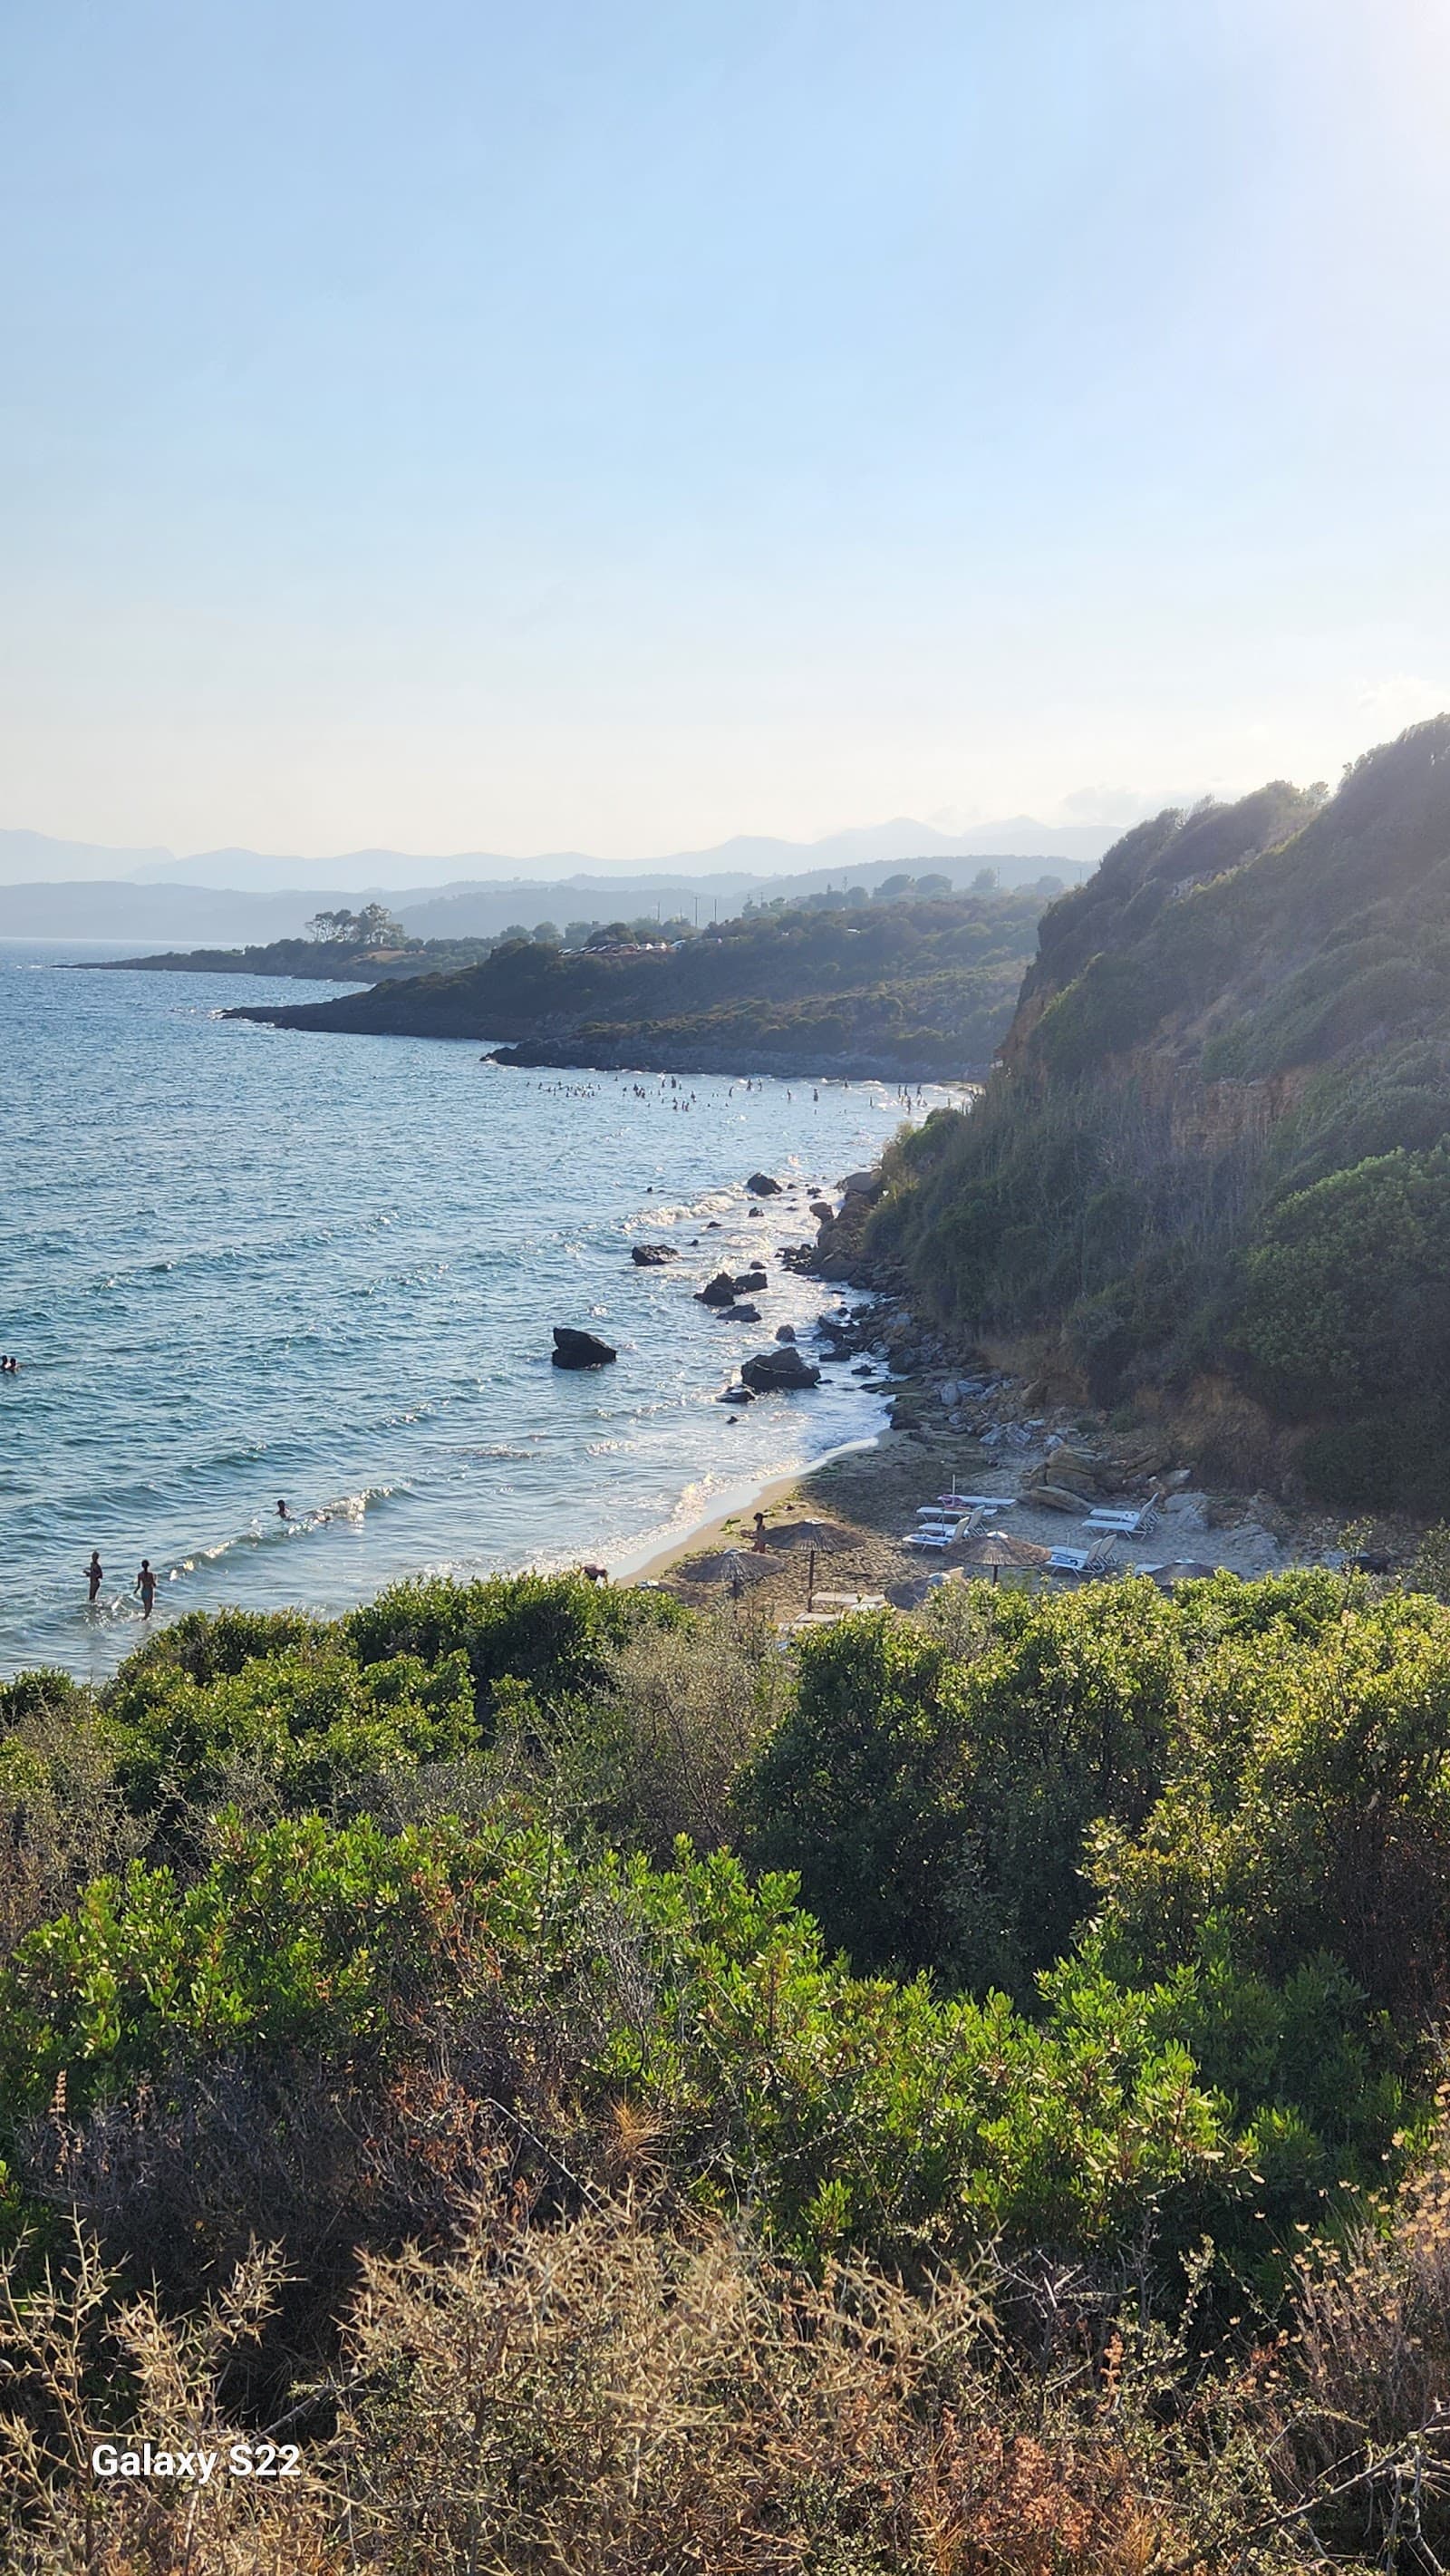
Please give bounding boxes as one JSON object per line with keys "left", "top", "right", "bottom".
{"left": 839, "top": 1168, "right": 882, "bottom": 1202}
{"left": 722, "top": 1303, "right": 761, "bottom": 1322}
{"left": 1019, "top": 1483, "right": 1090, "bottom": 1515}
{"left": 697, "top": 1271, "right": 738, "bottom": 1307}
{"left": 808, "top": 1201, "right": 834, "bottom": 1222}
{"left": 631, "top": 1243, "right": 679, "bottom": 1266}
{"left": 551, "top": 1327, "right": 617, "bottom": 1370}
{"left": 734, "top": 1268, "right": 768, "bottom": 1291}
{"left": 740, "top": 1347, "right": 822, "bottom": 1393}
{"left": 716, "top": 1385, "right": 755, "bottom": 1404}
{"left": 746, "top": 1172, "right": 783, "bottom": 1196}
{"left": 774, "top": 1323, "right": 797, "bottom": 1343}
{"left": 1042, "top": 1443, "right": 1104, "bottom": 1496}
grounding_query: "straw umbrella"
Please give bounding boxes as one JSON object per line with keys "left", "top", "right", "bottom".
{"left": 957, "top": 1528, "right": 1053, "bottom": 1586}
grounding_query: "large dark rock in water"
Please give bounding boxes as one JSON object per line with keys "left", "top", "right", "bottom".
{"left": 551, "top": 1327, "right": 617, "bottom": 1370}
{"left": 722, "top": 1302, "right": 761, "bottom": 1322}
{"left": 740, "top": 1346, "right": 821, "bottom": 1392}
{"left": 746, "top": 1172, "right": 782, "bottom": 1196}
{"left": 697, "top": 1270, "right": 738, "bottom": 1307}
{"left": 775, "top": 1323, "right": 797, "bottom": 1342}
{"left": 733, "top": 1268, "right": 768, "bottom": 1292}
{"left": 631, "top": 1244, "right": 678, "bottom": 1266}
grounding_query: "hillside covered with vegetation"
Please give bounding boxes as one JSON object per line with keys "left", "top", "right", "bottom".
{"left": 863, "top": 718, "right": 1450, "bottom": 1509}
{"left": 226, "top": 889, "right": 1051, "bottom": 1078}
{"left": 8, "top": 1561, "right": 1450, "bottom": 2565}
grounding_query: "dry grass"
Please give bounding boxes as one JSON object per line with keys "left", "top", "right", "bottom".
{"left": 328, "top": 2197, "right": 1196, "bottom": 2576}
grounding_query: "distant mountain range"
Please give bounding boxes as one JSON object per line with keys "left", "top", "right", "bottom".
{"left": 0, "top": 816, "right": 1117, "bottom": 893}
{"left": 0, "top": 815, "right": 1116, "bottom": 944}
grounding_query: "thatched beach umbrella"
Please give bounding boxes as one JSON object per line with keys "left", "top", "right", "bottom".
{"left": 958, "top": 1528, "right": 1052, "bottom": 1585}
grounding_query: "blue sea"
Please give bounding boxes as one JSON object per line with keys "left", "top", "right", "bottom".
{"left": 0, "top": 942, "right": 939, "bottom": 1680}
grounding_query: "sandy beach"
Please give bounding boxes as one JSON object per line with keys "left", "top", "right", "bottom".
{"left": 624, "top": 1327, "right": 1375, "bottom": 1622}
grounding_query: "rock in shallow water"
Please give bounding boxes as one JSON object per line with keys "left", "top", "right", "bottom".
{"left": 631, "top": 1243, "right": 678, "bottom": 1266}
{"left": 551, "top": 1327, "right": 617, "bottom": 1370}
{"left": 740, "top": 1347, "right": 821, "bottom": 1392}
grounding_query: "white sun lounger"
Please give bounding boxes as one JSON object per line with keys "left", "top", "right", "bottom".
{"left": 1082, "top": 1491, "right": 1162, "bottom": 1539}
{"left": 935, "top": 1493, "right": 1016, "bottom": 1513}
{"left": 1047, "top": 1535, "right": 1117, "bottom": 1574}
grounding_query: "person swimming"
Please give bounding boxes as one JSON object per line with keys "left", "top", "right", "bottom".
{"left": 86, "top": 1550, "right": 103, "bottom": 1603}
{"left": 276, "top": 1498, "right": 290, "bottom": 1520}
{"left": 134, "top": 1559, "right": 157, "bottom": 1619}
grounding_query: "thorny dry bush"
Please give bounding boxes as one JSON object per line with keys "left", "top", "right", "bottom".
{"left": 12, "top": 2189, "right": 1441, "bottom": 2576}
{"left": 0, "top": 2224, "right": 336, "bottom": 2576}
{"left": 16, "top": 2113, "right": 1450, "bottom": 2576}
{"left": 579, "top": 1604, "right": 792, "bottom": 1860}
{"left": 1279, "top": 2098, "right": 1450, "bottom": 2562}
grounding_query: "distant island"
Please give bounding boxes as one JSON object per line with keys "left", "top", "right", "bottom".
{"left": 218, "top": 886, "right": 1055, "bottom": 1080}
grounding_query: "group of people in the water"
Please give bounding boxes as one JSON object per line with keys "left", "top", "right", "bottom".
{"left": 86, "top": 1499, "right": 300, "bottom": 1620}
{"left": 0, "top": 1354, "right": 20, "bottom": 1374}
{"left": 85, "top": 1551, "right": 158, "bottom": 1617}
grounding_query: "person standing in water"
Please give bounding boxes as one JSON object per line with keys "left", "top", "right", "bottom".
{"left": 134, "top": 1559, "right": 157, "bottom": 1619}
{"left": 86, "top": 1550, "right": 103, "bottom": 1603}
{"left": 276, "top": 1498, "right": 290, "bottom": 1520}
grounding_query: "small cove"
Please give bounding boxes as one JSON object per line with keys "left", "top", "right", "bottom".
{"left": 0, "top": 943, "right": 943, "bottom": 1678}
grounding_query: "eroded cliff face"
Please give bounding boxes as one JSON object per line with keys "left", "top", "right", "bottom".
{"left": 856, "top": 719, "right": 1450, "bottom": 1512}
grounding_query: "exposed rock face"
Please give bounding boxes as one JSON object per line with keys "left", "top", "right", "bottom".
{"left": 697, "top": 1272, "right": 738, "bottom": 1307}
{"left": 1020, "top": 1483, "right": 1090, "bottom": 1515}
{"left": 808, "top": 1200, "right": 834, "bottom": 1221}
{"left": 775, "top": 1323, "right": 797, "bottom": 1342}
{"left": 551, "top": 1328, "right": 617, "bottom": 1369}
{"left": 1041, "top": 1443, "right": 1105, "bottom": 1496}
{"left": 631, "top": 1244, "right": 679, "bottom": 1266}
{"left": 746, "top": 1172, "right": 783, "bottom": 1195}
{"left": 740, "top": 1347, "right": 821, "bottom": 1392}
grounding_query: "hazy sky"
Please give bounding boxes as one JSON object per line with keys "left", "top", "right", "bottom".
{"left": 3, "top": 0, "right": 1447, "bottom": 859}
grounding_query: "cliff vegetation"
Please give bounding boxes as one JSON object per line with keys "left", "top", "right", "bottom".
{"left": 865, "top": 719, "right": 1450, "bottom": 1509}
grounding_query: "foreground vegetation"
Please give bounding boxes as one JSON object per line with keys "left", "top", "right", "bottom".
{"left": 5, "top": 1561, "right": 1450, "bottom": 2566}
{"left": 226, "top": 888, "right": 1052, "bottom": 1076}
{"left": 864, "top": 718, "right": 1450, "bottom": 1510}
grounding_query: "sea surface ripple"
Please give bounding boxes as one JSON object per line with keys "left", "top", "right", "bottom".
{"left": 0, "top": 943, "right": 942, "bottom": 1679}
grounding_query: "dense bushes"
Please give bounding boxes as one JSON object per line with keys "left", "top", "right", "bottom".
{"left": 8, "top": 1565, "right": 1450, "bottom": 2562}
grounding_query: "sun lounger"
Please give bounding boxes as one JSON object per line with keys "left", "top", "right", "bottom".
{"left": 935, "top": 1493, "right": 1016, "bottom": 1513}
{"left": 1047, "top": 1534, "right": 1117, "bottom": 1575}
{"left": 1082, "top": 1491, "right": 1162, "bottom": 1539}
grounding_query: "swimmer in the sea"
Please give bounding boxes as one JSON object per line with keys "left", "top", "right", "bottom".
{"left": 134, "top": 1559, "right": 157, "bottom": 1619}
{"left": 276, "top": 1498, "right": 290, "bottom": 1520}
{"left": 86, "top": 1550, "right": 103, "bottom": 1603}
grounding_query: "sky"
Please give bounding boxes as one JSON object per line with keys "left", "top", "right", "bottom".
{"left": 2, "top": 0, "right": 1448, "bottom": 862}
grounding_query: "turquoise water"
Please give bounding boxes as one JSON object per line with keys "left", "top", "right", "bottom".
{"left": 0, "top": 944, "right": 936, "bottom": 1679}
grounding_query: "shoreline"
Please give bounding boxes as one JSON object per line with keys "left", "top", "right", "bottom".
{"left": 617, "top": 1432, "right": 884, "bottom": 1585}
